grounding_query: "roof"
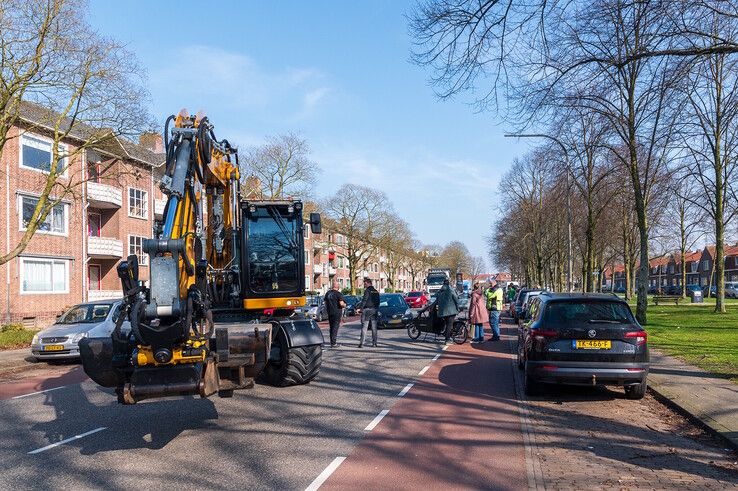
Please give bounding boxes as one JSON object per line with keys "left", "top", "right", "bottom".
{"left": 540, "top": 292, "right": 625, "bottom": 302}
{"left": 649, "top": 255, "right": 670, "bottom": 267}
{"left": 673, "top": 250, "right": 702, "bottom": 263}
{"left": 17, "top": 100, "right": 164, "bottom": 168}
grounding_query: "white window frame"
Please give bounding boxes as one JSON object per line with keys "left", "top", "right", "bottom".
{"left": 19, "top": 133, "right": 68, "bottom": 177}
{"left": 19, "top": 257, "right": 69, "bottom": 295}
{"left": 127, "top": 187, "right": 148, "bottom": 220}
{"left": 305, "top": 250, "right": 310, "bottom": 265}
{"left": 18, "top": 194, "right": 69, "bottom": 236}
{"left": 128, "top": 235, "right": 149, "bottom": 266}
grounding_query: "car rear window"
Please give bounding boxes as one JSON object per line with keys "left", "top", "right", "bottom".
{"left": 544, "top": 301, "right": 634, "bottom": 327}
{"left": 406, "top": 292, "right": 421, "bottom": 297}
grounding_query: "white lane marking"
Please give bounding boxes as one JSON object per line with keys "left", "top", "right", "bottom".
{"left": 397, "top": 383, "right": 414, "bottom": 397}
{"left": 442, "top": 344, "right": 450, "bottom": 351}
{"left": 305, "top": 456, "right": 346, "bottom": 491}
{"left": 12, "top": 385, "right": 67, "bottom": 399}
{"left": 28, "top": 427, "right": 107, "bottom": 455}
{"left": 364, "top": 409, "right": 390, "bottom": 432}
{"left": 418, "top": 365, "right": 430, "bottom": 376}
{"left": 432, "top": 354, "right": 441, "bottom": 361}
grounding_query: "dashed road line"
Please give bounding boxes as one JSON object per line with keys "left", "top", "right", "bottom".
{"left": 28, "top": 427, "right": 107, "bottom": 455}
{"left": 432, "top": 354, "right": 441, "bottom": 361}
{"left": 364, "top": 409, "right": 390, "bottom": 431}
{"left": 442, "top": 344, "right": 450, "bottom": 351}
{"left": 12, "top": 385, "right": 67, "bottom": 399}
{"left": 397, "top": 383, "right": 414, "bottom": 397}
{"left": 418, "top": 365, "right": 430, "bottom": 376}
{"left": 305, "top": 456, "right": 346, "bottom": 491}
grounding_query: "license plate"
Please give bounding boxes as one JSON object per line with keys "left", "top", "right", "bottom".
{"left": 43, "top": 344, "right": 65, "bottom": 351}
{"left": 389, "top": 319, "right": 402, "bottom": 324}
{"left": 574, "top": 340, "right": 611, "bottom": 350}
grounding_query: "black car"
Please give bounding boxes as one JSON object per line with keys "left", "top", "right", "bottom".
{"left": 516, "top": 289, "right": 544, "bottom": 321}
{"left": 517, "top": 293, "right": 649, "bottom": 399}
{"left": 377, "top": 293, "right": 414, "bottom": 328}
{"left": 343, "top": 295, "right": 359, "bottom": 317}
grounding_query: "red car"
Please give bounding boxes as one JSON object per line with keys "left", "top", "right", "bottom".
{"left": 404, "top": 291, "right": 428, "bottom": 308}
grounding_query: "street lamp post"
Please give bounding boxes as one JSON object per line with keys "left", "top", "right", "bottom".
{"left": 504, "top": 133, "right": 573, "bottom": 293}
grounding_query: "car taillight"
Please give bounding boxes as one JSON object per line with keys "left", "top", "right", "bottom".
{"left": 624, "top": 330, "right": 647, "bottom": 345}
{"left": 533, "top": 330, "right": 558, "bottom": 340}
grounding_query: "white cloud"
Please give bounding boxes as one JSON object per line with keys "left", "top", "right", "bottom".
{"left": 149, "top": 45, "right": 331, "bottom": 120}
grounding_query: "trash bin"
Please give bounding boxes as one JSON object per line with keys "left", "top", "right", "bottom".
{"left": 691, "top": 290, "right": 703, "bottom": 303}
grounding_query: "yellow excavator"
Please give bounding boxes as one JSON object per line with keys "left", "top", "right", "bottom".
{"left": 79, "top": 110, "right": 324, "bottom": 404}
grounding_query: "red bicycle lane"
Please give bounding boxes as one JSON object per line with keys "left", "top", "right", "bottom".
{"left": 322, "top": 327, "right": 527, "bottom": 491}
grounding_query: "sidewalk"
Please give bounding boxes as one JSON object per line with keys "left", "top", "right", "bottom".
{"left": 0, "top": 347, "right": 39, "bottom": 376}
{"left": 648, "top": 349, "right": 738, "bottom": 449}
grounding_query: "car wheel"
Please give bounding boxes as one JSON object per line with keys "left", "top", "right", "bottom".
{"left": 407, "top": 322, "right": 421, "bottom": 340}
{"left": 625, "top": 381, "right": 647, "bottom": 400}
{"left": 524, "top": 365, "right": 543, "bottom": 396}
{"left": 517, "top": 343, "right": 525, "bottom": 370}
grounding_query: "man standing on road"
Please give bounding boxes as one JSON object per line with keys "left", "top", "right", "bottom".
{"left": 324, "top": 280, "right": 346, "bottom": 348}
{"left": 420, "top": 279, "right": 459, "bottom": 344}
{"left": 357, "top": 278, "right": 380, "bottom": 348}
{"left": 485, "top": 281, "right": 504, "bottom": 341}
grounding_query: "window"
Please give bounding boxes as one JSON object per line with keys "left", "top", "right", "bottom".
{"left": 19, "top": 195, "right": 67, "bottom": 235}
{"left": 305, "top": 275, "right": 310, "bottom": 289}
{"left": 88, "top": 212, "right": 101, "bottom": 237}
{"left": 88, "top": 162, "right": 101, "bottom": 183}
{"left": 20, "top": 134, "right": 66, "bottom": 175}
{"left": 702, "top": 260, "right": 710, "bottom": 271}
{"left": 128, "top": 188, "right": 148, "bottom": 219}
{"left": 88, "top": 265, "right": 101, "bottom": 291}
{"left": 304, "top": 250, "right": 310, "bottom": 265}
{"left": 20, "top": 257, "right": 68, "bottom": 294}
{"left": 128, "top": 235, "right": 148, "bottom": 265}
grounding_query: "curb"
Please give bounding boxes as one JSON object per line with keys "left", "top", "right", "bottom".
{"left": 647, "top": 381, "right": 738, "bottom": 452}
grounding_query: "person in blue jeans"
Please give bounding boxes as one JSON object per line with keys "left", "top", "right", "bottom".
{"left": 484, "top": 281, "right": 504, "bottom": 341}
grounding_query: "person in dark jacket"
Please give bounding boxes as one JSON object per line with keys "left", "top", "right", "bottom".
{"left": 356, "top": 277, "right": 380, "bottom": 347}
{"left": 419, "top": 279, "right": 459, "bottom": 343}
{"left": 324, "top": 280, "right": 346, "bottom": 347}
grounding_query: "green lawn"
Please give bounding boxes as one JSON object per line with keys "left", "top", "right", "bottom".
{"left": 0, "top": 324, "right": 35, "bottom": 350}
{"left": 635, "top": 303, "right": 738, "bottom": 381}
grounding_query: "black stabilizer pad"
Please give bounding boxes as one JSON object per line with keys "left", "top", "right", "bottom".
{"left": 79, "top": 337, "right": 125, "bottom": 388}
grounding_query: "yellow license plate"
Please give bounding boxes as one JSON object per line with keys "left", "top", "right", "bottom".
{"left": 389, "top": 319, "right": 402, "bottom": 324}
{"left": 43, "top": 344, "right": 65, "bottom": 351}
{"left": 575, "top": 340, "right": 611, "bottom": 350}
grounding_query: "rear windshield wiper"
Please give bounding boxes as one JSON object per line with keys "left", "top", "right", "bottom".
{"left": 587, "top": 319, "right": 623, "bottom": 324}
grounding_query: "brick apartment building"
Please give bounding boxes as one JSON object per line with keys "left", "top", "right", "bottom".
{"left": 0, "top": 102, "right": 165, "bottom": 326}
{"left": 302, "top": 226, "right": 424, "bottom": 295}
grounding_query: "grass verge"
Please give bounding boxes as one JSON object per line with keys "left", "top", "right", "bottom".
{"left": 0, "top": 324, "right": 35, "bottom": 350}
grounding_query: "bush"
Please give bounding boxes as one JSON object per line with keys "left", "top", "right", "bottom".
{"left": 0, "top": 325, "right": 35, "bottom": 349}
{"left": 1, "top": 323, "right": 25, "bottom": 333}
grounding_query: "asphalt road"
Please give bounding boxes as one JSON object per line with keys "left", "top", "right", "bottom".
{"left": 0, "top": 318, "right": 443, "bottom": 490}
{"left": 1, "top": 315, "right": 736, "bottom": 490}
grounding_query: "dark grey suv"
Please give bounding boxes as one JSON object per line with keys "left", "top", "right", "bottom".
{"left": 517, "top": 293, "right": 649, "bottom": 399}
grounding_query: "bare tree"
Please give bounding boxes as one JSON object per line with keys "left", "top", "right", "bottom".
{"left": 468, "top": 256, "right": 487, "bottom": 284}
{"left": 438, "top": 241, "right": 472, "bottom": 276}
{"left": 0, "top": 0, "right": 151, "bottom": 265}
{"left": 323, "top": 184, "right": 392, "bottom": 294}
{"left": 240, "top": 133, "right": 321, "bottom": 200}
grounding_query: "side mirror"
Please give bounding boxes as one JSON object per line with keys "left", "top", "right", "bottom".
{"left": 309, "top": 213, "right": 322, "bottom": 234}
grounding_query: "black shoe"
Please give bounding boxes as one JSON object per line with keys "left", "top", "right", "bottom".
{"left": 492, "top": 336, "right": 500, "bottom": 341}
{"left": 331, "top": 343, "right": 340, "bottom": 348}
{"left": 372, "top": 343, "right": 377, "bottom": 347}
{"left": 357, "top": 344, "right": 363, "bottom": 348}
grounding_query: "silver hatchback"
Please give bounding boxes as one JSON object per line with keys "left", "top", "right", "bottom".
{"left": 30, "top": 300, "right": 130, "bottom": 361}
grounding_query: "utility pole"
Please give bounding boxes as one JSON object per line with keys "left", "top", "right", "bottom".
{"left": 505, "top": 133, "right": 573, "bottom": 293}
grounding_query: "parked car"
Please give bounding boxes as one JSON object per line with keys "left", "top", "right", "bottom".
{"left": 517, "top": 292, "right": 649, "bottom": 399}
{"left": 457, "top": 292, "right": 471, "bottom": 312}
{"left": 648, "top": 286, "right": 659, "bottom": 295}
{"left": 512, "top": 288, "right": 533, "bottom": 320}
{"left": 685, "top": 284, "right": 702, "bottom": 298}
{"left": 30, "top": 300, "right": 129, "bottom": 361}
{"left": 377, "top": 293, "right": 414, "bottom": 329}
{"left": 725, "top": 282, "right": 738, "bottom": 299}
{"left": 614, "top": 286, "right": 626, "bottom": 294}
{"left": 702, "top": 285, "right": 717, "bottom": 297}
{"left": 664, "top": 285, "right": 682, "bottom": 296}
{"left": 304, "top": 296, "right": 328, "bottom": 322}
{"left": 517, "top": 290, "right": 544, "bottom": 321}
{"left": 343, "top": 295, "right": 359, "bottom": 316}
{"left": 404, "top": 291, "right": 428, "bottom": 309}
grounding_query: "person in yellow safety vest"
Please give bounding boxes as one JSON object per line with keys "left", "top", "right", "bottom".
{"left": 484, "top": 280, "right": 504, "bottom": 341}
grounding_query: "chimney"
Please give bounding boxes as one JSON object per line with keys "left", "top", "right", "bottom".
{"left": 139, "top": 131, "right": 164, "bottom": 153}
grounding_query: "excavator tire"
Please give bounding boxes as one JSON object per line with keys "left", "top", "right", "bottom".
{"left": 264, "top": 331, "right": 322, "bottom": 387}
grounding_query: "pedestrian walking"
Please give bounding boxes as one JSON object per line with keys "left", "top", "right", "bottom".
{"left": 324, "top": 280, "right": 346, "bottom": 347}
{"left": 485, "top": 280, "right": 504, "bottom": 341}
{"left": 357, "top": 278, "right": 380, "bottom": 348}
{"left": 507, "top": 284, "right": 517, "bottom": 305}
{"left": 420, "top": 279, "right": 459, "bottom": 344}
{"left": 468, "top": 283, "right": 488, "bottom": 342}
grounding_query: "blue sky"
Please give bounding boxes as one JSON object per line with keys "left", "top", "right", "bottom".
{"left": 89, "top": 0, "right": 527, "bottom": 269}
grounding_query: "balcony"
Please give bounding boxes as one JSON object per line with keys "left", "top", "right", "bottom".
{"left": 154, "top": 198, "right": 166, "bottom": 218}
{"left": 328, "top": 267, "right": 337, "bottom": 276}
{"left": 88, "top": 236, "right": 123, "bottom": 259}
{"left": 87, "top": 181, "right": 122, "bottom": 209}
{"left": 88, "top": 289, "right": 124, "bottom": 301}
{"left": 313, "top": 264, "right": 324, "bottom": 275}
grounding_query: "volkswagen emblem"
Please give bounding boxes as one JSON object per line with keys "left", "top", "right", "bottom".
{"left": 587, "top": 329, "right": 597, "bottom": 338}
